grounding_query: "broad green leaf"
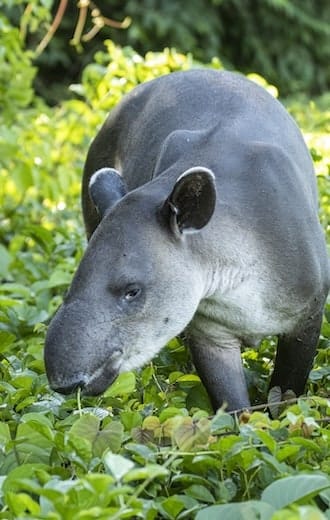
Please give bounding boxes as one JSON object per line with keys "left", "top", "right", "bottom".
{"left": 5, "top": 491, "right": 40, "bottom": 516}
{"left": 48, "top": 269, "right": 73, "bottom": 288}
{"left": 261, "top": 474, "right": 330, "bottom": 509}
{"left": 67, "top": 434, "right": 93, "bottom": 463}
{"left": 186, "top": 383, "right": 212, "bottom": 411}
{"left": 83, "top": 473, "right": 116, "bottom": 493}
{"left": 196, "top": 500, "right": 275, "bottom": 520}
{"left": 260, "top": 452, "right": 289, "bottom": 475}
{"left": 3, "top": 464, "right": 49, "bottom": 494}
{"left": 124, "top": 443, "right": 157, "bottom": 464}
{"left": 159, "top": 407, "right": 188, "bottom": 423}
{"left": 0, "top": 282, "right": 31, "bottom": 298}
{"left": 185, "top": 484, "right": 215, "bottom": 503}
{"left": 272, "top": 505, "right": 328, "bottom": 520}
{"left": 0, "top": 423, "right": 11, "bottom": 445}
{"left": 159, "top": 495, "right": 199, "bottom": 519}
{"left": 172, "top": 417, "right": 210, "bottom": 449}
{"left": 70, "top": 414, "right": 100, "bottom": 444}
{"left": 13, "top": 422, "right": 54, "bottom": 465}
{"left": 276, "top": 445, "right": 301, "bottom": 462}
{"left": 123, "top": 463, "right": 169, "bottom": 482}
{"left": 0, "top": 245, "right": 11, "bottom": 278}
{"left": 157, "top": 495, "right": 186, "bottom": 519}
{"left": 210, "top": 412, "right": 235, "bottom": 433}
{"left": 176, "top": 374, "right": 201, "bottom": 383}
{"left": 93, "top": 421, "right": 124, "bottom": 456}
{"left": 0, "top": 330, "right": 15, "bottom": 352}
{"left": 103, "top": 371, "right": 136, "bottom": 397}
{"left": 120, "top": 410, "right": 142, "bottom": 430}
{"left": 20, "top": 413, "right": 54, "bottom": 427}
{"left": 253, "top": 430, "right": 276, "bottom": 455}
{"left": 103, "top": 452, "right": 135, "bottom": 481}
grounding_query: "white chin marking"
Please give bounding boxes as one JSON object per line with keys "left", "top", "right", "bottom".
{"left": 120, "top": 346, "right": 162, "bottom": 373}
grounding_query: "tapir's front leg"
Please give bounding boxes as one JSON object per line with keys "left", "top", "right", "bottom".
{"left": 188, "top": 338, "right": 250, "bottom": 412}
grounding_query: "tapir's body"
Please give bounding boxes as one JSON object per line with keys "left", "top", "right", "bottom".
{"left": 45, "top": 69, "right": 329, "bottom": 411}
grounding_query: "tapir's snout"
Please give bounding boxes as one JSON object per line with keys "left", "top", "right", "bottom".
{"left": 45, "top": 344, "right": 121, "bottom": 397}
{"left": 47, "top": 367, "right": 119, "bottom": 397}
{"left": 44, "top": 301, "right": 123, "bottom": 397}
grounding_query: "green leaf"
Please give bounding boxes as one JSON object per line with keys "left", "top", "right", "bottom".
{"left": 176, "top": 374, "right": 201, "bottom": 383}
{"left": 159, "top": 495, "right": 199, "bottom": 519}
{"left": 5, "top": 492, "right": 40, "bottom": 516}
{"left": 3, "top": 464, "right": 49, "bottom": 494}
{"left": 123, "top": 463, "right": 169, "bottom": 482}
{"left": 67, "top": 434, "right": 93, "bottom": 463}
{"left": 210, "top": 412, "right": 235, "bottom": 433}
{"left": 124, "top": 443, "right": 157, "bottom": 464}
{"left": 261, "top": 474, "right": 330, "bottom": 509}
{"left": 186, "top": 383, "right": 212, "bottom": 411}
{"left": 103, "top": 452, "right": 135, "bottom": 481}
{"left": 196, "top": 501, "right": 275, "bottom": 520}
{"left": 0, "top": 330, "right": 16, "bottom": 352}
{"left": 70, "top": 414, "right": 100, "bottom": 445}
{"left": 276, "top": 445, "right": 301, "bottom": 462}
{"left": 0, "top": 245, "right": 11, "bottom": 278}
{"left": 255, "top": 430, "right": 277, "bottom": 455}
{"left": 0, "top": 422, "right": 11, "bottom": 444}
{"left": 21, "top": 419, "right": 54, "bottom": 441}
{"left": 120, "top": 410, "right": 142, "bottom": 430}
{"left": 48, "top": 269, "right": 73, "bottom": 288}
{"left": 272, "top": 505, "right": 328, "bottom": 520}
{"left": 159, "top": 406, "right": 188, "bottom": 422}
{"left": 93, "top": 421, "right": 124, "bottom": 456}
{"left": 185, "top": 484, "right": 215, "bottom": 504}
{"left": 103, "top": 372, "right": 136, "bottom": 397}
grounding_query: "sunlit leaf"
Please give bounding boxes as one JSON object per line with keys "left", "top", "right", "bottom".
{"left": 261, "top": 474, "right": 330, "bottom": 509}
{"left": 103, "top": 372, "right": 136, "bottom": 397}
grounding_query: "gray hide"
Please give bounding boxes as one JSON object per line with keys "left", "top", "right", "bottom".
{"left": 45, "top": 69, "right": 329, "bottom": 412}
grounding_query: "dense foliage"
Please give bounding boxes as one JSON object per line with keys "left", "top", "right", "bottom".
{"left": 111, "top": 0, "right": 330, "bottom": 96}
{"left": 5, "top": 0, "right": 330, "bottom": 102}
{"left": 4, "top": 0, "right": 330, "bottom": 102}
{"left": 0, "top": 6, "right": 330, "bottom": 519}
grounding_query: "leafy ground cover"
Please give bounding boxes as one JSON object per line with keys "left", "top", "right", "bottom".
{"left": 0, "top": 33, "right": 329, "bottom": 519}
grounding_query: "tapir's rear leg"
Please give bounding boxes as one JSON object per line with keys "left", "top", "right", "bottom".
{"left": 269, "top": 307, "right": 324, "bottom": 399}
{"left": 188, "top": 338, "right": 250, "bottom": 412}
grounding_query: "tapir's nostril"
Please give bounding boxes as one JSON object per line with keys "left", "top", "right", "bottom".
{"left": 51, "top": 379, "right": 86, "bottom": 396}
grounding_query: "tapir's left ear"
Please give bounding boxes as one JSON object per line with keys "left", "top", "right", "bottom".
{"left": 89, "top": 168, "right": 128, "bottom": 219}
{"left": 164, "top": 167, "right": 216, "bottom": 237}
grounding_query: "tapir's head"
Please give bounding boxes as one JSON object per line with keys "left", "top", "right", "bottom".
{"left": 45, "top": 167, "right": 216, "bottom": 396}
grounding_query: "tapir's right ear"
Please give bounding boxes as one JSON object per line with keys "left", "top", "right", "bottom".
{"left": 163, "top": 167, "right": 216, "bottom": 238}
{"left": 89, "top": 168, "right": 128, "bottom": 219}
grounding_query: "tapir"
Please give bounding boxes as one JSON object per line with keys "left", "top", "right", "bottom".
{"left": 45, "top": 69, "right": 329, "bottom": 412}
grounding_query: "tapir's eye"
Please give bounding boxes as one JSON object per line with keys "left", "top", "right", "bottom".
{"left": 124, "top": 284, "right": 142, "bottom": 302}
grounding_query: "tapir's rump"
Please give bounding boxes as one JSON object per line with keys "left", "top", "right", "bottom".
{"left": 45, "top": 69, "right": 329, "bottom": 412}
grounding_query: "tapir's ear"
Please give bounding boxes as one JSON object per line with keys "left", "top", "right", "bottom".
{"left": 89, "top": 168, "right": 128, "bottom": 219}
{"left": 164, "top": 167, "right": 216, "bottom": 237}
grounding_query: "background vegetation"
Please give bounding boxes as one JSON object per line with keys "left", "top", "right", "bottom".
{"left": 0, "top": 1, "right": 329, "bottom": 518}
{"left": 5, "top": 0, "right": 330, "bottom": 103}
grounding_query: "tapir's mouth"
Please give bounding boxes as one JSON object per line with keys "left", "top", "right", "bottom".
{"left": 49, "top": 349, "right": 123, "bottom": 397}
{"left": 83, "top": 365, "right": 119, "bottom": 396}
{"left": 83, "top": 348, "right": 123, "bottom": 396}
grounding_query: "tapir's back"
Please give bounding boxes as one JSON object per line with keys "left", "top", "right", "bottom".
{"left": 85, "top": 69, "right": 315, "bottom": 195}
